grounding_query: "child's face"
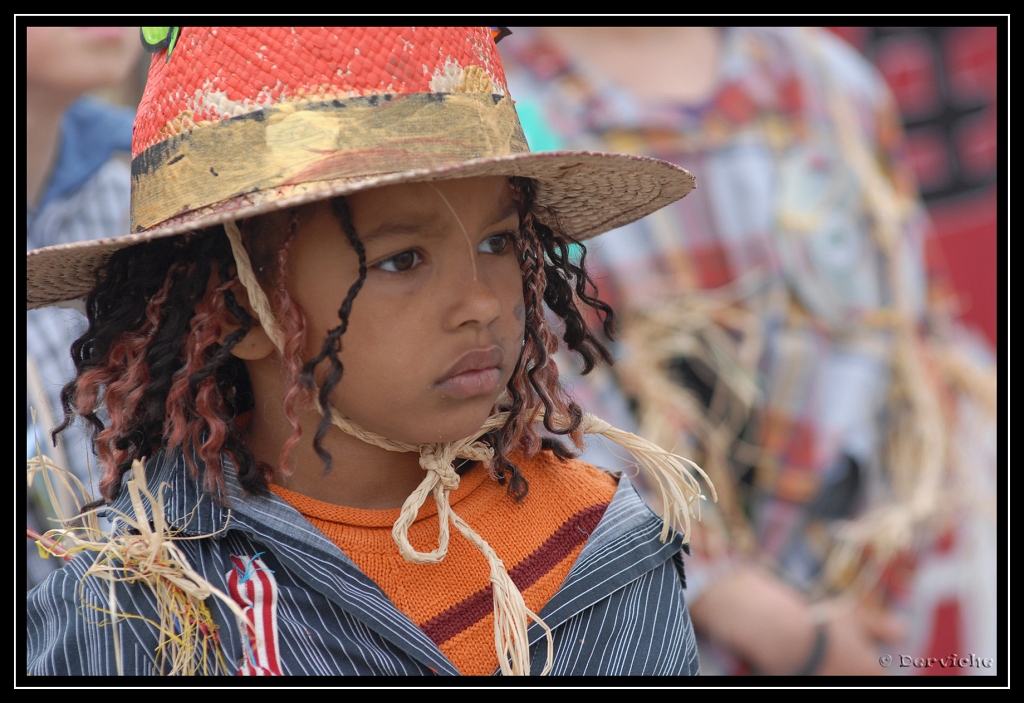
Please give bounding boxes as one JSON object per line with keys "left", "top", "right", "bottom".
{"left": 286, "top": 176, "right": 526, "bottom": 443}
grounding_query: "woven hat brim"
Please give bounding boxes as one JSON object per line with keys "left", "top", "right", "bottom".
{"left": 27, "top": 150, "right": 694, "bottom": 310}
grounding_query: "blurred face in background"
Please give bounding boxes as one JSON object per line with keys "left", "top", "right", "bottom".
{"left": 26, "top": 27, "right": 141, "bottom": 101}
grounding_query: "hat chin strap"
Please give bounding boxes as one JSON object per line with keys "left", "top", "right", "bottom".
{"left": 225, "top": 221, "right": 713, "bottom": 676}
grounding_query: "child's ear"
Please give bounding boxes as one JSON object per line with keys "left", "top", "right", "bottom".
{"left": 219, "top": 278, "right": 276, "bottom": 361}
{"left": 227, "top": 319, "right": 275, "bottom": 360}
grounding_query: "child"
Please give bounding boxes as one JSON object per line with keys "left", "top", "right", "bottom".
{"left": 25, "top": 27, "right": 707, "bottom": 677}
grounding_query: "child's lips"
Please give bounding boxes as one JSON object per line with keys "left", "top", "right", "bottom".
{"left": 435, "top": 367, "right": 503, "bottom": 398}
{"left": 435, "top": 346, "right": 504, "bottom": 398}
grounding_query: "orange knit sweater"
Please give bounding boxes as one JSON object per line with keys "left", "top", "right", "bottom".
{"left": 269, "top": 450, "right": 618, "bottom": 675}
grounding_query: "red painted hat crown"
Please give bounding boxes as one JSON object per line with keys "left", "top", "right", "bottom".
{"left": 133, "top": 27, "right": 510, "bottom": 155}
{"left": 129, "top": 27, "right": 526, "bottom": 233}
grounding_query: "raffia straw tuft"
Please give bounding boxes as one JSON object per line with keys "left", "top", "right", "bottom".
{"left": 28, "top": 449, "right": 247, "bottom": 675}
{"left": 27, "top": 408, "right": 105, "bottom": 555}
{"left": 86, "top": 459, "right": 249, "bottom": 675}
{"left": 577, "top": 414, "right": 716, "bottom": 543}
{"left": 224, "top": 220, "right": 711, "bottom": 674}
{"left": 27, "top": 526, "right": 72, "bottom": 561}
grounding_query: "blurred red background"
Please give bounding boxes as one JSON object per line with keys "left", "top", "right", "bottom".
{"left": 827, "top": 27, "right": 999, "bottom": 351}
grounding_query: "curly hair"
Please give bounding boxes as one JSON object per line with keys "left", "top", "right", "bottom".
{"left": 56, "top": 177, "right": 615, "bottom": 504}
{"left": 56, "top": 230, "right": 263, "bottom": 504}
{"left": 491, "top": 176, "right": 615, "bottom": 498}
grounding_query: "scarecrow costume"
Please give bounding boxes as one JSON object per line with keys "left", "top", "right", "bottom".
{"left": 26, "top": 27, "right": 709, "bottom": 676}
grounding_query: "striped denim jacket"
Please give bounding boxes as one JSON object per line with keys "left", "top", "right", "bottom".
{"left": 26, "top": 450, "right": 699, "bottom": 676}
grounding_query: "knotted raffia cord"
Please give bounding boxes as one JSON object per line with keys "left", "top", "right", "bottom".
{"left": 225, "top": 220, "right": 714, "bottom": 675}
{"left": 28, "top": 421, "right": 245, "bottom": 675}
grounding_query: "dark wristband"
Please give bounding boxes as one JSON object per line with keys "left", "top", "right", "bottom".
{"left": 790, "top": 621, "right": 829, "bottom": 676}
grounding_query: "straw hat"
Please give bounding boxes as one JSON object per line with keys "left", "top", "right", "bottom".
{"left": 26, "top": 26, "right": 695, "bottom": 310}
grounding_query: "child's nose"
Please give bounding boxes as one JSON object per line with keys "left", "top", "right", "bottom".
{"left": 442, "top": 261, "right": 503, "bottom": 331}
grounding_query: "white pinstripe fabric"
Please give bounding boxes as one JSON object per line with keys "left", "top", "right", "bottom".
{"left": 26, "top": 449, "right": 699, "bottom": 676}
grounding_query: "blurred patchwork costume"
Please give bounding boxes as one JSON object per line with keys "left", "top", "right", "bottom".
{"left": 502, "top": 26, "right": 997, "bottom": 673}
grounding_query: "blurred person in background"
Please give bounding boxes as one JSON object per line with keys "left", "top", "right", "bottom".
{"left": 25, "top": 26, "right": 141, "bottom": 588}
{"left": 500, "top": 26, "right": 998, "bottom": 676}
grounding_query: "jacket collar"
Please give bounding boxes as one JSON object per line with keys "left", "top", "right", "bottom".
{"left": 527, "top": 475, "right": 686, "bottom": 643}
{"left": 109, "top": 451, "right": 681, "bottom": 609}
{"left": 106, "top": 449, "right": 230, "bottom": 537}
{"left": 107, "top": 449, "right": 463, "bottom": 676}
{"left": 107, "top": 450, "right": 678, "bottom": 675}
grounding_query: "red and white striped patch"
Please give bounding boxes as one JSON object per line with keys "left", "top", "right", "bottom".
{"left": 227, "top": 553, "right": 283, "bottom": 676}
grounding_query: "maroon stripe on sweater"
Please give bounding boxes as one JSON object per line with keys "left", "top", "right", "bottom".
{"left": 420, "top": 501, "right": 609, "bottom": 646}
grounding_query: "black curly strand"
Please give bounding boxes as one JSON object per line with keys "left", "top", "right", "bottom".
{"left": 483, "top": 177, "right": 616, "bottom": 499}
{"left": 297, "top": 197, "right": 368, "bottom": 472}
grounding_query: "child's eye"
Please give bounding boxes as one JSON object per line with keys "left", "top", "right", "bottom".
{"left": 376, "top": 249, "right": 424, "bottom": 272}
{"left": 479, "top": 233, "right": 513, "bottom": 255}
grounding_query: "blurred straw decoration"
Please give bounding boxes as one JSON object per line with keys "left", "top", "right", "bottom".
{"left": 614, "top": 272, "right": 767, "bottom": 558}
